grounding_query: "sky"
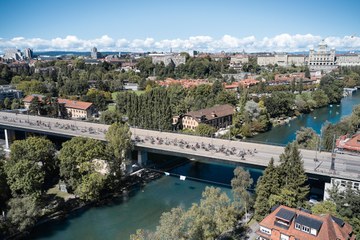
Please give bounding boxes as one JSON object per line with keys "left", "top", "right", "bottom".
{"left": 0, "top": 0, "right": 360, "bottom": 53}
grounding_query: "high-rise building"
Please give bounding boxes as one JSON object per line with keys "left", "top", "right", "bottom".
{"left": 91, "top": 47, "right": 100, "bottom": 59}
{"left": 3, "top": 49, "right": 23, "bottom": 61}
{"left": 24, "top": 48, "right": 33, "bottom": 59}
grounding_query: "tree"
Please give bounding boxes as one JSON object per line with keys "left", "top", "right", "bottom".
{"left": 276, "top": 143, "right": 309, "bottom": 207}
{"left": 231, "top": 167, "right": 253, "bottom": 221}
{"left": 7, "top": 196, "right": 40, "bottom": 232}
{"left": 311, "top": 200, "right": 337, "bottom": 216}
{"left": 254, "top": 158, "right": 280, "bottom": 221}
{"left": 5, "top": 137, "right": 56, "bottom": 196}
{"left": 105, "top": 122, "right": 132, "bottom": 178}
{"left": 305, "top": 66, "right": 310, "bottom": 79}
{"left": 0, "top": 159, "right": 10, "bottom": 210}
{"left": 195, "top": 123, "right": 216, "bottom": 137}
{"left": 186, "top": 187, "right": 236, "bottom": 239}
{"left": 295, "top": 127, "right": 320, "bottom": 150}
{"left": 58, "top": 137, "right": 107, "bottom": 197}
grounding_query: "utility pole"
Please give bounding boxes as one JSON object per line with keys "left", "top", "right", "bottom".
{"left": 330, "top": 134, "right": 336, "bottom": 171}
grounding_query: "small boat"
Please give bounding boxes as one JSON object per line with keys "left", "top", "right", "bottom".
{"left": 330, "top": 104, "right": 333, "bottom": 107}
{"left": 314, "top": 117, "right": 317, "bottom": 119}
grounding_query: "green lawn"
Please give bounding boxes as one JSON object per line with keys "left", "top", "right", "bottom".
{"left": 47, "top": 184, "right": 74, "bottom": 201}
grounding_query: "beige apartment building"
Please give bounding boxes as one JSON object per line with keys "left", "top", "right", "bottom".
{"left": 336, "top": 54, "right": 360, "bottom": 66}
{"left": 173, "top": 104, "right": 235, "bottom": 130}
{"left": 257, "top": 53, "right": 305, "bottom": 67}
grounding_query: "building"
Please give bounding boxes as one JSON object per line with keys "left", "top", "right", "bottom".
{"left": 336, "top": 134, "right": 360, "bottom": 154}
{"left": 173, "top": 104, "right": 235, "bottom": 130}
{"left": 23, "top": 95, "right": 94, "bottom": 119}
{"left": 91, "top": 47, "right": 100, "bottom": 59}
{"left": 336, "top": 54, "right": 360, "bottom": 66}
{"left": 3, "top": 49, "right": 23, "bottom": 61}
{"left": 150, "top": 53, "right": 186, "bottom": 67}
{"left": 257, "top": 205, "right": 356, "bottom": 240}
{"left": 257, "top": 54, "right": 306, "bottom": 67}
{"left": 0, "top": 85, "right": 23, "bottom": 101}
{"left": 308, "top": 41, "right": 336, "bottom": 70}
{"left": 24, "top": 48, "right": 33, "bottom": 60}
{"left": 230, "top": 54, "right": 249, "bottom": 70}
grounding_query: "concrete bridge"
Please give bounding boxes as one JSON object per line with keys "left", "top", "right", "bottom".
{"left": 1, "top": 111, "right": 360, "bottom": 185}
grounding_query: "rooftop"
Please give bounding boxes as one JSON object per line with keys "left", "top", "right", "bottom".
{"left": 184, "top": 104, "right": 235, "bottom": 122}
{"left": 23, "top": 95, "right": 93, "bottom": 110}
{"left": 257, "top": 205, "right": 355, "bottom": 240}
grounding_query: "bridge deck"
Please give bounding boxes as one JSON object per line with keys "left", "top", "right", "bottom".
{"left": 1, "top": 111, "right": 359, "bottom": 181}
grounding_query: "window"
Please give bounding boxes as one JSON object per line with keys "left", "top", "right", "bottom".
{"left": 302, "top": 225, "right": 310, "bottom": 233}
{"left": 260, "top": 226, "right": 271, "bottom": 235}
{"left": 280, "top": 234, "right": 289, "bottom": 240}
{"left": 341, "top": 180, "right": 346, "bottom": 187}
{"left": 295, "top": 223, "right": 301, "bottom": 230}
{"left": 354, "top": 182, "right": 359, "bottom": 190}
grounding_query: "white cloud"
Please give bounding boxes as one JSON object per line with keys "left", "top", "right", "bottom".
{"left": 0, "top": 34, "right": 360, "bottom": 53}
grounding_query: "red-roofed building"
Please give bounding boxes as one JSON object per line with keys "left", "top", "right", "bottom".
{"left": 336, "top": 134, "right": 360, "bottom": 153}
{"left": 257, "top": 205, "right": 355, "bottom": 240}
{"left": 23, "top": 95, "right": 94, "bottom": 119}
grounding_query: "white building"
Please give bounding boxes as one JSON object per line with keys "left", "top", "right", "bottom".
{"left": 3, "top": 49, "right": 23, "bottom": 61}
{"left": 336, "top": 54, "right": 360, "bottom": 66}
{"left": 230, "top": 54, "right": 249, "bottom": 69}
{"left": 24, "top": 48, "right": 33, "bottom": 60}
{"left": 308, "top": 41, "right": 336, "bottom": 70}
{"left": 324, "top": 178, "right": 360, "bottom": 200}
{"left": 257, "top": 53, "right": 306, "bottom": 67}
{"left": 150, "top": 53, "right": 186, "bottom": 67}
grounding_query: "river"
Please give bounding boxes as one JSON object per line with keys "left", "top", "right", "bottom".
{"left": 251, "top": 90, "right": 360, "bottom": 145}
{"left": 29, "top": 90, "right": 360, "bottom": 239}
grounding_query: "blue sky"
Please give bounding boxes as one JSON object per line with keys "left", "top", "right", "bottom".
{"left": 0, "top": 0, "right": 360, "bottom": 52}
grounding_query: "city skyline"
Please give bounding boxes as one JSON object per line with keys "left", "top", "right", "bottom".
{"left": 0, "top": 0, "right": 360, "bottom": 53}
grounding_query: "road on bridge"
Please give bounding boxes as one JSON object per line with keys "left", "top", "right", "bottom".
{"left": 1, "top": 111, "right": 359, "bottom": 181}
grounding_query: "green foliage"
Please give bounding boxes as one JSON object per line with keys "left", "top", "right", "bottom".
{"left": 195, "top": 123, "right": 216, "bottom": 137}
{"left": 276, "top": 143, "right": 309, "bottom": 206}
{"left": 0, "top": 160, "right": 10, "bottom": 210}
{"left": 99, "top": 110, "right": 123, "bottom": 124}
{"left": 254, "top": 158, "right": 280, "bottom": 221}
{"left": 254, "top": 143, "right": 309, "bottom": 221}
{"left": 17, "top": 80, "right": 48, "bottom": 95}
{"left": 321, "top": 105, "right": 360, "bottom": 151}
{"left": 311, "top": 200, "right": 337, "bottom": 216}
{"left": 295, "top": 127, "right": 320, "bottom": 150}
{"left": 105, "top": 122, "right": 132, "bottom": 177}
{"left": 231, "top": 167, "right": 253, "bottom": 219}
{"left": 58, "top": 137, "right": 107, "bottom": 199}
{"left": 328, "top": 185, "right": 360, "bottom": 236}
{"left": 5, "top": 137, "right": 56, "bottom": 196}
{"left": 6, "top": 196, "right": 40, "bottom": 232}
{"left": 116, "top": 88, "right": 173, "bottom": 130}
{"left": 264, "top": 92, "right": 294, "bottom": 118}
{"left": 75, "top": 172, "right": 106, "bottom": 201}
{"left": 132, "top": 187, "right": 237, "bottom": 240}
{"left": 319, "top": 74, "right": 344, "bottom": 103}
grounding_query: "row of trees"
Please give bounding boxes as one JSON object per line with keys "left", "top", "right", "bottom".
{"left": 0, "top": 122, "right": 132, "bottom": 236}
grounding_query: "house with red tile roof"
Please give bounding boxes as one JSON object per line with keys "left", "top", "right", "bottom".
{"left": 257, "top": 205, "right": 355, "bottom": 240}
{"left": 23, "top": 94, "right": 94, "bottom": 119}
{"left": 336, "top": 133, "right": 360, "bottom": 153}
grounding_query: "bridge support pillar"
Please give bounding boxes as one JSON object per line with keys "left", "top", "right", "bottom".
{"left": 138, "top": 150, "right": 148, "bottom": 167}
{"left": 4, "top": 129, "right": 15, "bottom": 151}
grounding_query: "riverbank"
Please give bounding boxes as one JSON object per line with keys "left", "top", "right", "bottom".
{"left": 4, "top": 169, "right": 162, "bottom": 240}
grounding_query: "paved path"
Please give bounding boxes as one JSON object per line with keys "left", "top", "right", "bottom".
{"left": 0, "top": 111, "right": 360, "bottom": 181}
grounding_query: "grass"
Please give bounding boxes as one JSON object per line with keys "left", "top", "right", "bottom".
{"left": 47, "top": 184, "right": 73, "bottom": 201}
